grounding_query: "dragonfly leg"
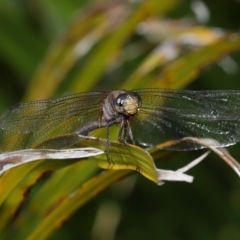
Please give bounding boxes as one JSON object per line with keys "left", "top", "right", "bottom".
{"left": 126, "top": 120, "right": 135, "bottom": 144}
{"left": 118, "top": 119, "right": 135, "bottom": 144}
{"left": 118, "top": 120, "right": 125, "bottom": 143}
{"left": 118, "top": 119, "right": 134, "bottom": 144}
{"left": 118, "top": 120, "right": 130, "bottom": 144}
{"left": 121, "top": 122, "right": 128, "bottom": 144}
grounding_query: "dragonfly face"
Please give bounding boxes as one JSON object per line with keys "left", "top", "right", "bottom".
{"left": 0, "top": 89, "right": 240, "bottom": 153}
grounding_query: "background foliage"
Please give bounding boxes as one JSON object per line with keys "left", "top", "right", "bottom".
{"left": 1, "top": 0, "right": 240, "bottom": 239}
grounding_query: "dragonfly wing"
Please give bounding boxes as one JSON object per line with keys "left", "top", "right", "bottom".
{"left": 0, "top": 92, "right": 107, "bottom": 152}
{"left": 0, "top": 92, "right": 107, "bottom": 133}
{"left": 131, "top": 89, "right": 240, "bottom": 150}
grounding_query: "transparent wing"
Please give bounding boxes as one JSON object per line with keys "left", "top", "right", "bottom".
{"left": 0, "top": 92, "right": 107, "bottom": 152}
{"left": 131, "top": 89, "right": 240, "bottom": 150}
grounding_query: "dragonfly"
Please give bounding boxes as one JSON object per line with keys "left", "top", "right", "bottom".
{"left": 0, "top": 88, "right": 240, "bottom": 155}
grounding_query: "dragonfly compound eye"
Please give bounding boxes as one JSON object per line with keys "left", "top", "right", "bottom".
{"left": 115, "top": 95, "right": 125, "bottom": 113}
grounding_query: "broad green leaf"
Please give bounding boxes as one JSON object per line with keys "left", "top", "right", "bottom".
{"left": 25, "top": 169, "right": 133, "bottom": 240}
{"left": 24, "top": 2, "right": 124, "bottom": 100}
{"left": 5, "top": 161, "right": 99, "bottom": 240}
{"left": 70, "top": 0, "right": 178, "bottom": 93}
{"left": 154, "top": 33, "right": 240, "bottom": 89}
{"left": 121, "top": 33, "right": 240, "bottom": 89}
{"left": 79, "top": 137, "right": 158, "bottom": 184}
{"left": 24, "top": 0, "right": 178, "bottom": 100}
{"left": 120, "top": 24, "right": 220, "bottom": 89}
{"left": 0, "top": 159, "right": 81, "bottom": 234}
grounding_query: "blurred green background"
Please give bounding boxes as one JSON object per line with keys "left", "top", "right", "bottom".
{"left": 1, "top": 0, "right": 240, "bottom": 239}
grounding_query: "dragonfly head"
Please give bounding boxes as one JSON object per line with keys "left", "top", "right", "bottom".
{"left": 115, "top": 92, "right": 141, "bottom": 116}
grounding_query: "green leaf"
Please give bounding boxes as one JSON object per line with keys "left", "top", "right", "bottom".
{"left": 79, "top": 137, "right": 158, "bottom": 184}
{"left": 24, "top": 168, "right": 132, "bottom": 240}
{"left": 121, "top": 33, "right": 240, "bottom": 89}
{"left": 24, "top": 0, "right": 178, "bottom": 100}
{"left": 155, "top": 33, "right": 240, "bottom": 89}
{"left": 5, "top": 161, "right": 99, "bottom": 240}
